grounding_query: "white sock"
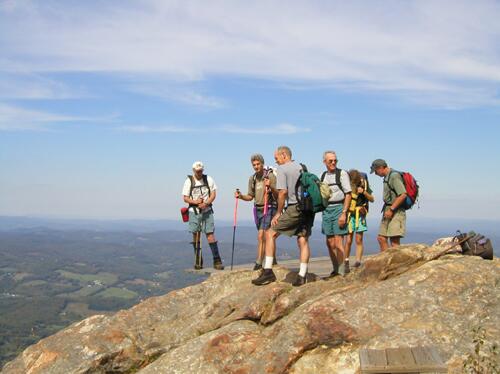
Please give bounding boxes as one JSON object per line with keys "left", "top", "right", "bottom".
{"left": 256, "top": 258, "right": 263, "bottom": 265}
{"left": 264, "top": 256, "right": 274, "bottom": 269}
{"left": 298, "top": 263, "right": 308, "bottom": 277}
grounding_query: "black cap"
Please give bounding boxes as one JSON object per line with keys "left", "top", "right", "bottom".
{"left": 370, "top": 159, "right": 387, "bottom": 174}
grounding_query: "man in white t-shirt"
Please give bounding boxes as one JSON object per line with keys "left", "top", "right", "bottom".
{"left": 182, "top": 161, "right": 224, "bottom": 270}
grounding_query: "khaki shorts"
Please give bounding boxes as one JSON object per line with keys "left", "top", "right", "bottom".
{"left": 379, "top": 209, "right": 406, "bottom": 238}
{"left": 274, "top": 204, "right": 314, "bottom": 238}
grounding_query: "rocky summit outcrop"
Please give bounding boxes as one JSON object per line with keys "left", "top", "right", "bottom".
{"left": 2, "top": 241, "right": 499, "bottom": 374}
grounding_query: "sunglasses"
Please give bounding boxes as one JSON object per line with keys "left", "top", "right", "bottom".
{"left": 326, "top": 159, "right": 338, "bottom": 163}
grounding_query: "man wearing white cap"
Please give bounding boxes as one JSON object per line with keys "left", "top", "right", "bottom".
{"left": 182, "top": 161, "right": 224, "bottom": 270}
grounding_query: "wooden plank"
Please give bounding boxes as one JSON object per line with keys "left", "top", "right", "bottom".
{"left": 386, "top": 347, "right": 416, "bottom": 367}
{"left": 360, "top": 346, "right": 447, "bottom": 373}
{"left": 359, "top": 349, "right": 370, "bottom": 369}
{"left": 412, "top": 345, "right": 444, "bottom": 366}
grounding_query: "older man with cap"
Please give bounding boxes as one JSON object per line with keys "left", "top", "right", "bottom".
{"left": 370, "top": 159, "right": 408, "bottom": 251}
{"left": 182, "top": 161, "right": 224, "bottom": 270}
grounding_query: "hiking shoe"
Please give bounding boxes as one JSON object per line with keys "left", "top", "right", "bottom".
{"left": 253, "top": 263, "right": 263, "bottom": 271}
{"left": 292, "top": 274, "right": 307, "bottom": 287}
{"left": 353, "top": 261, "right": 361, "bottom": 268}
{"left": 344, "top": 261, "right": 350, "bottom": 274}
{"left": 213, "top": 259, "right": 224, "bottom": 270}
{"left": 325, "top": 270, "right": 339, "bottom": 280}
{"left": 251, "top": 269, "right": 276, "bottom": 286}
{"left": 273, "top": 257, "right": 278, "bottom": 265}
{"left": 194, "top": 264, "right": 203, "bottom": 270}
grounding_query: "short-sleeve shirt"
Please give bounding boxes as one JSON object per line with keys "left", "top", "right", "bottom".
{"left": 276, "top": 161, "right": 302, "bottom": 204}
{"left": 247, "top": 172, "right": 277, "bottom": 206}
{"left": 383, "top": 171, "right": 406, "bottom": 205}
{"left": 182, "top": 175, "right": 217, "bottom": 202}
{"left": 322, "top": 169, "right": 352, "bottom": 204}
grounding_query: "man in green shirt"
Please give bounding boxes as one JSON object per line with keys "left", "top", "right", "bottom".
{"left": 370, "top": 159, "right": 408, "bottom": 251}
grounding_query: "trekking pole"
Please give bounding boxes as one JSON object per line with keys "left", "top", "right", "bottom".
{"left": 263, "top": 185, "right": 269, "bottom": 217}
{"left": 431, "top": 235, "right": 471, "bottom": 261}
{"left": 231, "top": 190, "right": 239, "bottom": 270}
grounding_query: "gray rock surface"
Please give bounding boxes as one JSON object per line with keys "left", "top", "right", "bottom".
{"left": 2, "top": 241, "right": 499, "bottom": 374}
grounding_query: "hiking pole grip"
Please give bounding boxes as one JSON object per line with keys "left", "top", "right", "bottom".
{"left": 233, "top": 191, "right": 239, "bottom": 228}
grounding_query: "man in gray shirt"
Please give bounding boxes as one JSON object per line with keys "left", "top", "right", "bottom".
{"left": 252, "top": 145, "right": 314, "bottom": 287}
{"left": 321, "top": 151, "right": 352, "bottom": 276}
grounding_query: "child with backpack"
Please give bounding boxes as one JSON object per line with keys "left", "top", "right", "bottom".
{"left": 345, "top": 169, "right": 374, "bottom": 268}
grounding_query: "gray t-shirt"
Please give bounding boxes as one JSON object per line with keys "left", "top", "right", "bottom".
{"left": 276, "top": 161, "right": 303, "bottom": 204}
{"left": 322, "top": 169, "right": 352, "bottom": 204}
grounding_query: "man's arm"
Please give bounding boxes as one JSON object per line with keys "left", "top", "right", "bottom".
{"left": 236, "top": 190, "right": 254, "bottom": 202}
{"left": 338, "top": 192, "right": 351, "bottom": 227}
{"left": 383, "top": 193, "right": 407, "bottom": 219}
{"left": 183, "top": 195, "right": 202, "bottom": 205}
{"left": 206, "top": 190, "right": 217, "bottom": 204}
{"left": 271, "top": 189, "right": 287, "bottom": 226}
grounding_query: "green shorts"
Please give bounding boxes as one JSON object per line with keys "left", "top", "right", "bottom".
{"left": 348, "top": 214, "right": 368, "bottom": 233}
{"left": 189, "top": 209, "right": 215, "bottom": 234}
{"left": 273, "top": 204, "right": 314, "bottom": 237}
{"left": 322, "top": 204, "right": 348, "bottom": 236}
{"left": 379, "top": 209, "right": 406, "bottom": 238}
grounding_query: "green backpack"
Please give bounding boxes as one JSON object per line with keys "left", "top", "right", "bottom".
{"left": 295, "top": 164, "right": 328, "bottom": 214}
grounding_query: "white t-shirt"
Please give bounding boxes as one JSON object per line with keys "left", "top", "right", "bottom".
{"left": 182, "top": 175, "right": 217, "bottom": 211}
{"left": 322, "top": 169, "right": 352, "bottom": 204}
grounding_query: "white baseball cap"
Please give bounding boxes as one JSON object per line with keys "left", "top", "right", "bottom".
{"left": 192, "top": 161, "right": 204, "bottom": 171}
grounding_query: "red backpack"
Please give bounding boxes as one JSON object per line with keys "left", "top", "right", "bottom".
{"left": 386, "top": 170, "right": 419, "bottom": 210}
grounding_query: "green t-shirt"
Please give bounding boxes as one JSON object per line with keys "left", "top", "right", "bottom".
{"left": 383, "top": 171, "right": 406, "bottom": 206}
{"left": 247, "top": 172, "right": 277, "bottom": 206}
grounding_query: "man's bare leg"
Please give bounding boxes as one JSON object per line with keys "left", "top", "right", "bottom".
{"left": 389, "top": 236, "right": 401, "bottom": 248}
{"left": 378, "top": 235, "right": 389, "bottom": 251}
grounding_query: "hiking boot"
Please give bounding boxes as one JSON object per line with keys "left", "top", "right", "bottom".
{"left": 194, "top": 264, "right": 203, "bottom": 270}
{"left": 273, "top": 257, "right": 278, "bottom": 266}
{"left": 344, "top": 261, "right": 350, "bottom": 274}
{"left": 251, "top": 269, "right": 276, "bottom": 286}
{"left": 253, "top": 263, "right": 263, "bottom": 271}
{"left": 325, "top": 270, "right": 338, "bottom": 280}
{"left": 213, "top": 258, "right": 224, "bottom": 270}
{"left": 353, "top": 261, "right": 361, "bottom": 268}
{"left": 292, "top": 274, "right": 307, "bottom": 287}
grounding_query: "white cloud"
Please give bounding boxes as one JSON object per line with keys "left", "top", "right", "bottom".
{"left": 220, "top": 123, "right": 310, "bottom": 135}
{"left": 0, "top": 104, "right": 117, "bottom": 131}
{"left": 127, "top": 82, "right": 225, "bottom": 108}
{"left": 117, "top": 125, "right": 193, "bottom": 133}
{"left": 118, "top": 123, "right": 309, "bottom": 135}
{"left": 0, "top": 0, "right": 499, "bottom": 107}
{"left": 0, "top": 73, "right": 84, "bottom": 100}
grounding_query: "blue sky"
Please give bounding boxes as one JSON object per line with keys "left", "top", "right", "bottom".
{"left": 1, "top": 0, "right": 499, "bottom": 221}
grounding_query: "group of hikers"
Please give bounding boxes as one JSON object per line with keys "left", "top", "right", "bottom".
{"left": 182, "top": 146, "right": 417, "bottom": 287}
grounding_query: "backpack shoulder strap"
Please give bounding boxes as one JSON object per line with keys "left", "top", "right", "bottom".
{"left": 320, "top": 171, "right": 327, "bottom": 182}
{"left": 335, "top": 168, "right": 343, "bottom": 190}
{"left": 188, "top": 175, "right": 195, "bottom": 197}
{"left": 202, "top": 174, "right": 211, "bottom": 196}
